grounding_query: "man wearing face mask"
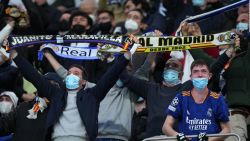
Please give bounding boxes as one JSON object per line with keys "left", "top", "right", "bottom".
{"left": 235, "top": 13, "right": 249, "bottom": 33}
{"left": 119, "top": 57, "right": 194, "bottom": 138}
{"left": 0, "top": 91, "right": 18, "bottom": 115}
{"left": 163, "top": 59, "right": 230, "bottom": 141}
{"left": 92, "top": 10, "right": 114, "bottom": 35}
{"left": 67, "top": 10, "right": 93, "bottom": 35}
{"left": 223, "top": 26, "right": 250, "bottom": 141}
{"left": 0, "top": 73, "right": 65, "bottom": 141}
{"left": 0, "top": 91, "right": 18, "bottom": 141}
{"left": 123, "top": 9, "right": 151, "bottom": 75}
{"left": 113, "top": 9, "right": 144, "bottom": 35}
{"left": 10, "top": 44, "right": 132, "bottom": 141}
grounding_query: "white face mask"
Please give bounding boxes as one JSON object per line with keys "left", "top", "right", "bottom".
{"left": 0, "top": 101, "right": 13, "bottom": 114}
{"left": 125, "top": 19, "right": 139, "bottom": 32}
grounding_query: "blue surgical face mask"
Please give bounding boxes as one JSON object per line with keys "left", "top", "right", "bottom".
{"left": 163, "top": 69, "right": 180, "bottom": 86}
{"left": 192, "top": 0, "right": 205, "bottom": 7}
{"left": 192, "top": 77, "right": 208, "bottom": 91}
{"left": 65, "top": 74, "right": 80, "bottom": 90}
{"left": 116, "top": 79, "right": 124, "bottom": 88}
{"left": 236, "top": 22, "right": 248, "bottom": 32}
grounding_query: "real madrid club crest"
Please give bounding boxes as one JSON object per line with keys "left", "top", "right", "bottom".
{"left": 207, "top": 108, "right": 212, "bottom": 117}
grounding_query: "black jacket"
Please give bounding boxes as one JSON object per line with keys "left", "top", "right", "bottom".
{"left": 0, "top": 101, "right": 48, "bottom": 141}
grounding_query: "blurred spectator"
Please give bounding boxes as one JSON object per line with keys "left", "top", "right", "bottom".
{"left": 124, "top": 9, "right": 143, "bottom": 34}
{"left": 0, "top": 91, "right": 18, "bottom": 141}
{"left": 235, "top": 13, "right": 249, "bottom": 33}
{"left": 95, "top": 54, "right": 153, "bottom": 141}
{"left": 67, "top": 10, "right": 93, "bottom": 35}
{"left": 0, "top": 91, "right": 18, "bottom": 115}
{"left": 92, "top": 10, "right": 115, "bottom": 35}
{"left": 58, "top": 12, "right": 71, "bottom": 35}
{"left": 79, "top": 0, "right": 98, "bottom": 23}
{"left": 0, "top": 73, "right": 63, "bottom": 141}
{"left": 124, "top": 0, "right": 150, "bottom": 17}
{"left": 113, "top": 9, "right": 148, "bottom": 74}
{"left": 145, "top": 0, "right": 181, "bottom": 35}
{"left": 0, "top": 49, "right": 24, "bottom": 102}
{"left": 113, "top": 8, "right": 144, "bottom": 35}
{"left": 120, "top": 57, "right": 193, "bottom": 138}
{"left": 224, "top": 32, "right": 250, "bottom": 141}
{"left": 162, "top": 59, "right": 230, "bottom": 141}
{"left": 32, "top": 0, "right": 62, "bottom": 34}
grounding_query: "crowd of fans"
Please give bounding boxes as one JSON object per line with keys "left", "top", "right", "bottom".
{"left": 0, "top": 0, "right": 249, "bottom": 141}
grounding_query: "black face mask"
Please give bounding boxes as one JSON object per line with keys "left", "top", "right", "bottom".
{"left": 59, "top": 20, "right": 70, "bottom": 32}
{"left": 99, "top": 21, "right": 112, "bottom": 34}
{"left": 69, "top": 24, "right": 86, "bottom": 34}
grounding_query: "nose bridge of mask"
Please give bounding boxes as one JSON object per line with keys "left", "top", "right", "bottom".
{"left": 165, "top": 69, "right": 178, "bottom": 78}
{"left": 69, "top": 73, "right": 80, "bottom": 81}
{"left": 192, "top": 77, "right": 208, "bottom": 90}
{"left": 65, "top": 73, "right": 80, "bottom": 89}
{"left": 163, "top": 69, "right": 180, "bottom": 85}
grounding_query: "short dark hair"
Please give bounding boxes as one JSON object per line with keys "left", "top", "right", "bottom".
{"left": 125, "top": 0, "right": 150, "bottom": 12}
{"left": 97, "top": 10, "right": 114, "bottom": 19}
{"left": 69, "top": 10, "right": 93, "bottom": 27}
{"left": 68, "top": 64, "right": 88, "bottom": 80}
{"left": 190, "top": 59, "right": 210, "bottom": 72}
{"left": 128, "top": 8, "right": 144, "bottom": 20}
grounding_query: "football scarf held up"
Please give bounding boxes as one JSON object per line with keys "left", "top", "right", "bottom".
{"left": 7, "top": 31, "right": 236, "bottom": 60}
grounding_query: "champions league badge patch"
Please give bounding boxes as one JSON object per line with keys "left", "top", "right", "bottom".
{"left": 171, "top": 97, "right": 179, "bottom": 106}
{"left": 168, "top": 97, "right": 179, "bottom": 112}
